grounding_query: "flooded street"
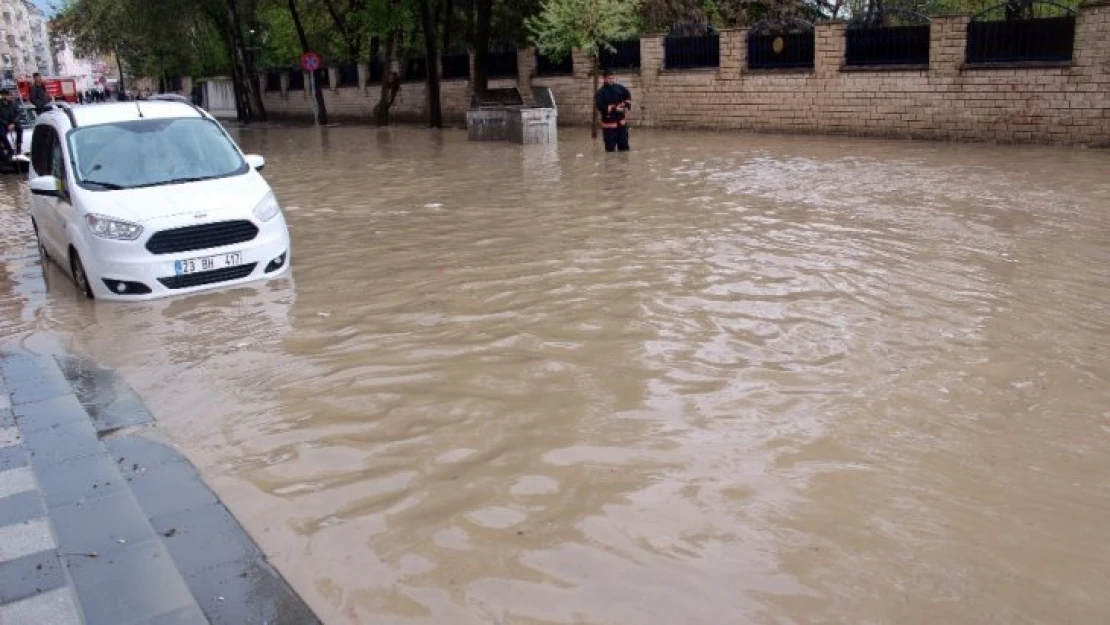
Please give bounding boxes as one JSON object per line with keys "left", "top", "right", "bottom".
{"left": 2, "top": 125, "right": 1110, "bottom": 624}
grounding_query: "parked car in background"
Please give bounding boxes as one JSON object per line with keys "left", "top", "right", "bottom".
{"left": 0, "top": 102, "right": 35, "bottom": 173}
{"left": 27, "top": 96, "right": 291, "bottom": 300}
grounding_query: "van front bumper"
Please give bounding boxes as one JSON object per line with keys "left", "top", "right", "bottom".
{"left": 80, "top": 218, "right": 292, "bottom": 301}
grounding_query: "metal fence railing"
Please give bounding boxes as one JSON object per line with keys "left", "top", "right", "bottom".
{"left": 337, "top": 63, "right": 359, "bottom": 86}
{"left": 747, "top": 21, "right": 816, "bottom": 70}
{"left": 441, "top": 54, "right": 469, "bottom": 79}
{"left": 665, "top": 34, "right": 720, "bottom": 69}
{"left": 535, "top": 51, "right": 573, "bottom": 76}
{"left": 367, "top": 58, "right": 385, "bottom": 83}
{"left": 404, "top": 57, "right": 429, "bottom": 81}
{"left": 846, "top": 24, "right": 931, "bottom": 65}
{"left": 487, "top": 51, "right": 519, "bottom": 78}
{"left": 599, "top": 40, "right": 641, "bottom": 71}
{"left": 966, "top": 7, "right": 1076, "bottom": 63}
{"left": 262, "top": 6, "right": 1085, "bottom": 92}
{"left": 287, "top": 70, "right": 304, "bottom": 91}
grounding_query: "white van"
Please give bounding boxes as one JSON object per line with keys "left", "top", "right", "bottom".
{"left": 28, "top": 97, "right": 291, "bottom": 300}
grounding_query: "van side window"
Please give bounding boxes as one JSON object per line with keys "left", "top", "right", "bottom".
{"left": 50, "top": 133, "right": 69, "bottom": 200}
{"left": 30, "top": 126, "right": 55, "bottom": 177}
{"left": 50, "top": 136, "right": 65, "bottom": 179}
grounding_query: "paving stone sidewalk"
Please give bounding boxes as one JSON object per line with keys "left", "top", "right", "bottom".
{"left": 0, "top": 345, "right": 321, "bottom": 625}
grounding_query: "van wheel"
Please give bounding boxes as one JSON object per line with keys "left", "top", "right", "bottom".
{"left": 69, "top": 250, "right": 94, "bottom": 300}
{"left": 31, "top": 219, "right": 48, "bottom": 260}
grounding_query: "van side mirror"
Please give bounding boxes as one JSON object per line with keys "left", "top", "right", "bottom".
{"left": 244, "top": 154, "right": 265, "bottom": 171}
{"left": 29, "top": 175, "right": 58, "bottom": 197}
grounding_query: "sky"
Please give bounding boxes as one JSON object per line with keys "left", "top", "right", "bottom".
{"left": 32, "top": 0, "right": 56, "bottom": 17}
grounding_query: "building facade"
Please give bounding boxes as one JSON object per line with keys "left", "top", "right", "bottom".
{"left": 53, "top": 37, "right": 118, "bottom": 93}
{"left": 25, "top": 0, "right": 51, "bottom": 76}
{"left": 0, "top": 0, "right": 53, "bottom": 88}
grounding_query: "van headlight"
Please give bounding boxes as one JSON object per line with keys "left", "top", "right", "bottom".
{"left": 86, "top": 214, "right": 143, "bottom": 240}
{"left": 253, "top": 193, "right": 281, "bottom": 222}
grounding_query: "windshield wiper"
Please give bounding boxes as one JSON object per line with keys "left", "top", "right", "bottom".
{"left": 130, "top": 176, "right": 212, "bottom": 189}
{"left": 83, "top": 180, "right": 127, "bottom": 190}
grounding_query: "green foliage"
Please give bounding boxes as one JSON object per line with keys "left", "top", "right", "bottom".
{"left": 55, "top": 0, "right": 563, "bottom": 82}
{"left": 639, "top": 0, "right": 708, "bottom": 31}
{"left": 527, "top": 0, "right": 642, "bottom": 62}
{"left": 55, "top": 0, "right": 232, "bottom": 78}
{"left": 716, "top": 0, "right": 831, "bottom": 26}
{"left": 638, "top": 0, "right": 837, "bottom": 29}
{"left": 256, "top": 4, "right": 303, "bottom": 68}
{"left": 492, "top": 0, "right": 542, "bottom": 45}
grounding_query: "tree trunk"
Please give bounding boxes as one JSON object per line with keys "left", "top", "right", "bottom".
{"left": 591, "top": 54, "right": 598, "bottom": 140}
{"left": 247, "top": 68, "right": 267, "bottom": 121}
{"left": 419, "top": 0, "right": 442, "bottom": 127}
{"left": 471, "top": 0, "right": 491, "bottom": 97}
{"left": 375, "top": 32, "right": 397, "bottom": 126}
{"left": 440, "top": 0, "right": 453, "bottom": 54}
{"left": 226, "top": 0, "right": 266, "bottom": 121}
{"left": 224, "top": 0, "right": 252, "bottom": 122}
{"left": 242, "top": 1, "right": 268, "bottom": 120}
{"left": 288, "top": 0, "right": 328, "bottom": 125}
{"left": 231, "top": 61, "right": 248, "bottom": 122}
{"left": 224, "top": 25, "right": 249, "bottom": 122}
{"left": 116, "top": 54, "right": 126, "bottom": 98}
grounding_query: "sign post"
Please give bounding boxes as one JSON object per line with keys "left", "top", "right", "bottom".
{"left": 300, "top": 52, "right": 321, "bottom": 126}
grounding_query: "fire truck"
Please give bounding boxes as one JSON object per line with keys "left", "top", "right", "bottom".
{"left": 17, "top": 77, "right": 78, "bottom": 104}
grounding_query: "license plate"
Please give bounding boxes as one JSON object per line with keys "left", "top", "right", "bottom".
{"left": 175, "top": 252, "right": 242, "bottom": 276}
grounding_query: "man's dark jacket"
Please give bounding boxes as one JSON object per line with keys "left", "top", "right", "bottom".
{"left": 30, "top": 83, "right": 49, "bottom": 112}
{"left": 0, "top": 99, "right": 21, "bottom": 127}
{"left": 595, "top": 83, "right": 632, "bottom": 127}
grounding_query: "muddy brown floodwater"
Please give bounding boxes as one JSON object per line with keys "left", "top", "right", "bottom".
{"left": 2, "top": 125, "right": 1110, "bottom": 624}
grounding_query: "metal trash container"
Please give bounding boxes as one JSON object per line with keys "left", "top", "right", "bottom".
{"left": 466, "top": 107, "right": 511, "bottom": 141}
{"left": 466, "top": 87, "right": 558, "bottom": 145}
{"left": 506, "top": 106, "right": 556, "bottom": 145}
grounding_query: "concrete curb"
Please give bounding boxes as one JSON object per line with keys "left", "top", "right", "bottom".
{"left": 0, "top": 344, "right": 321, "bottom": 625}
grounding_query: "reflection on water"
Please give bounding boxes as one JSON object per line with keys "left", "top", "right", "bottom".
{"left": 2, "top": 126, "right": 1110, "bottom": 624}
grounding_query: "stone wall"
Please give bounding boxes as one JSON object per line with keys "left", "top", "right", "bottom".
{"left": 616, "top": 8, "right": 1109, "bottom": 145}
{"left": 247, "top": 2, "right": 1109, "bottom": 145}
{"left": 259, "top": 74, "right": 524, "bottom": 124}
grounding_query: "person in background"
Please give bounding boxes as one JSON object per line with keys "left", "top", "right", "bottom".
{"left": 0, "top": 89, "right": 22, "bottom": 157}
{"left": 29, "top": 73, "right": 49, "bottom": 114}
{"left": 594, "top": 69, "right": 632, "bottom": 152}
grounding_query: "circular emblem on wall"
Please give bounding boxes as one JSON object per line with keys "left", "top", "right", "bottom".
{"left": 772, "top": 36, "right": 785, "bottom": 54}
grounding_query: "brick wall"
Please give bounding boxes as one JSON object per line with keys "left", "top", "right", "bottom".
{"left": 246, "top": 2, "right": 1109, "bottom": 145}
{"left": 260, "top": 75, "right": 519, "bottom": 124}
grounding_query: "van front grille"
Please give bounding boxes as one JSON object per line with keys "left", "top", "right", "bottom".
{"left": 146, "top": 220, "right": 259, "bottom": 255}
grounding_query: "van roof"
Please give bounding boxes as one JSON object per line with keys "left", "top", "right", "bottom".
{"left": 45, "top": 101, "right": 205, "bottom": 129}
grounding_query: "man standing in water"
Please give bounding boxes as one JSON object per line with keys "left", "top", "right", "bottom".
{"left": 595, "top": 70, "right": 632, "bottom": 152}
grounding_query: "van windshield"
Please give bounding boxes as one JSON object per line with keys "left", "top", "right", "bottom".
{"left": 68, "top": 117, "right": 247, "bottom": 190}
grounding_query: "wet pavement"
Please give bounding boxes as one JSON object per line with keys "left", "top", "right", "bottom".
{"left": 1, "top": 125, "right": 1110, "bottom": 624}
{"left": 0, "top": 339, "right": 319, "bottom": 624}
